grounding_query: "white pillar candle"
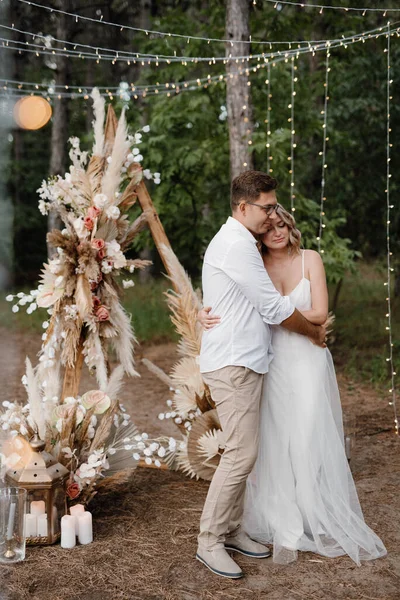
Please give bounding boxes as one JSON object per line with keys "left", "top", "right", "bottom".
{"left": 69, "top": 504, "right": 85, "bottom": 517}
{"left": 37, "top": 513, "right": 48, "bottom": 537}
{"left": 31, "top": 500, "right": 46, "bottom": 516}
{"left": 6, "top": 502, "right": 16, "bottom": 540}
{"left": 61, "top": 515, "right": 76, "bottom": 549}
{"left": 70, "top": 504, "right": 85, "bottom": 535}
{"left": 77, "top": 511, "right": 93, "bottom": 545}
{"left": 25, "top": 514, "right": 37, "bottom": 537}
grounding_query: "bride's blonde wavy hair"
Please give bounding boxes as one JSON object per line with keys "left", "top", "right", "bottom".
{"left": 262, "top": 204, "right": 302, "bottom": 255}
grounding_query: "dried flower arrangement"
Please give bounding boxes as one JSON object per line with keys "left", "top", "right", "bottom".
{"left": 142, "top": 245, "right": 225, "bottom": 481}
{"left": 0, "top": 90, "right": 180, "bottom": 504}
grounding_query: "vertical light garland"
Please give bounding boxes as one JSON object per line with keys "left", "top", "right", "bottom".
{"left": 384, "top": 23, "right": 398, "bottom": 434}
{"left": 317, "top": 49, "right": 330, "bottom": 254}
{"left": 266, "top": 63, "right": 272, "bottom": 173}
{"left": 288, "top": 57, "right": 297, "bottom": 211}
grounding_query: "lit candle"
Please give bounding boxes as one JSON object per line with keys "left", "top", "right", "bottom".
{"left": 37, "top": 513, "right": 48, "bottom": 537}
{"left": 77, "top": 511, "right": 93, "bottom": 545}
{"left": 6, "top": 502, "right": 16, "bottom": 541}
{"left": 61, "top": 515, "right": 76, "bottom": 549}
{"left": 25, "top": 514, "right": 37, "bottom": 537}
{"left": 69, "top": 504, "right": 85, "bottom": 535}
{"left": 30, "top": 500, "right": 46, "bottom": 516}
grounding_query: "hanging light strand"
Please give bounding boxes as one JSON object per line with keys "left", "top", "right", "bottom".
{"left": 1, "top": 22, "right": 400, "bottom": 68}
{"left": 266, "top": 64, "right": 272, "bottom": 173}
{"left": 384, "top": 23, "right": 398, "bottom": 434}
{"left": 266, "top": 0, "right": 400, "bottom": 14}
{"left": 289, "top": 57, "right": 297, "bottom": 211}
{"left": 317, "top": 49, "right": 330, "bottom": 254}
{"left": 13, "top": 0, "right": 400, "bottom": 46}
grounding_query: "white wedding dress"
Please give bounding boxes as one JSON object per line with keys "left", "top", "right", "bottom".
{"left": 243, "top": 251, "right": 387, "bottom": 565}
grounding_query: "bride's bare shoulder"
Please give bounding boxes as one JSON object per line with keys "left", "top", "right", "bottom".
{"left": 304, "top": 249, "right": 323, "bottom": 264}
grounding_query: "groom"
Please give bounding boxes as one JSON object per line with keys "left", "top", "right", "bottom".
{"left": 197, "top": 170, "right": 326, "bottom": 579}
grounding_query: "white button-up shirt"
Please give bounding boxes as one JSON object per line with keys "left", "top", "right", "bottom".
{"left": 199, "top": 217, "right": 294, "bottom": 374}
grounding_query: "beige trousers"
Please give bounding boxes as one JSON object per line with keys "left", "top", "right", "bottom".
{"left": 198, "top": 365, "right": 264, "bottom": 551}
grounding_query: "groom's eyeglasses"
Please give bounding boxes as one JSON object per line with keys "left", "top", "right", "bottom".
{"left": 242, "top": 201, "right": 280, "bottom": 216}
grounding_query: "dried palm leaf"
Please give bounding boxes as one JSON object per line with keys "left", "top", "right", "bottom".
{"left": 175, "top": 437, "right": 197, "bottom": 479}
{"left": 172, "top": 387, "right": 198, "bottom": 415}
{"left": 94, "top": 220, "right": 119, "bottom": 243}
{"left": 170, "top": 356, "right": 204, "bottom": 396}
{"left": 187, "top": 409, "right": 223, "bottom": 481}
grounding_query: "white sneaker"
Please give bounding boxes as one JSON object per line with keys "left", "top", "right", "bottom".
{"left": 225, "top": 531, "right": 271, "bottom": 558}
{"left": 196, "top": 546, "right": 244, "bottom": 579}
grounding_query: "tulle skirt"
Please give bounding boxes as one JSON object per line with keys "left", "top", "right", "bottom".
{"left": 243, "top": 329, "right": 387, "bottom": 565}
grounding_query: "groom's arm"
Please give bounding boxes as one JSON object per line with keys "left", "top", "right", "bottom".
{"left": 280, "top": 310, "right": 326, "bottom": 346}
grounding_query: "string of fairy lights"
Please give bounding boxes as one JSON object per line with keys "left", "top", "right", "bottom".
{"left": 12, "top": 0, "right": 400, "bottom": 45}
{"left": 262, "top": 0, "right": 400, "bottom": 16}
{"left": 384, "top": 24, "right": 398, "bottom": 435}
{"left": 265, "top": 64, "right": 272, "bottom": 174}
{"left": 1, "top": 2, "right": 398, "bottom": 432}
{"left": 317, "top": 49, "right": 330, "bottom": 255}
{"left": 289, "top": 57, "right": 297, "bottom": 212}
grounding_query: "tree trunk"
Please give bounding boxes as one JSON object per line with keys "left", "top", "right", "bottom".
{"left": 47, "top": 0, "right": 70, "bottom": 258}
{"left": 225, "top": 0, "right": 254, "bottom": 179}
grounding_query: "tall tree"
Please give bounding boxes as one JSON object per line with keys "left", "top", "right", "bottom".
{"left": 47, "top": 0, "right": 72, "bottom": 258}
{"left": 225, "top": 0, "right": 254, "bottom": 179}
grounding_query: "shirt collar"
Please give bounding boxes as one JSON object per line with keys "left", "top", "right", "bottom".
{"left": 225, "top": 216, "right": 258, "bottom": 245}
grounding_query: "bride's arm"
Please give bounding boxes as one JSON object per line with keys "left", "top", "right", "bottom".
{"left": 299, "top": 250, "right": 328, "bottom": 325}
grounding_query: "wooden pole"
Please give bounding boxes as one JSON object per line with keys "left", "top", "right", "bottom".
{"left": 136, "top": 180, "right": 176, "bottom": 278}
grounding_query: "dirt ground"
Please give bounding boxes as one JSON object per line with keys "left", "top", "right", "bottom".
{"left": 0, "top": 328, "right": 399, "bottom": 600}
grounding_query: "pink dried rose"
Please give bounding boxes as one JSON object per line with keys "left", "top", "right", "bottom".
{"left": 81, "top": 390, "right": 111, "bottom": 414}
{"left": 87, "top": 206, "right": 101, "bottom": 219}
{"left": 91, "top": 238, "right": 105, "bottom": 251}
{"left": 66, "top": 482, "right": 81, "bottom": 500}
{"left": 97, "top": 248, "right": 105, "bottom": 260}
{"left": 83, "top": 217, "right": 94, "bottom": 231}
{"left": 90, "top": 281, "right": 98, "bottom": 292}
{"left": 95, "top": 304, "right": 110, "bottom": 321}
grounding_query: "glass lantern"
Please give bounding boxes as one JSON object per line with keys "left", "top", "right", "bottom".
{"left": 5, "top": 434, "right": 69, "bottom": 545}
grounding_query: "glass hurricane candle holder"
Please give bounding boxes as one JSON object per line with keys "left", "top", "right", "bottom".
{"left": 0, "top": 487, "right": 27, "bottom": 563}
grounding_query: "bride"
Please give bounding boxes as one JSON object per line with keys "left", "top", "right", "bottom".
{"left": 198, "top": 204, "right": 387, "bottom": 566}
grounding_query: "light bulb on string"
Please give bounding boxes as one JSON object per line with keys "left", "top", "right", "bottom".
{"left": 317, "top": 49, "right": 330, "bottom": 253}
{"left": 383, "top": 23, "right": 398, "bottom": 434}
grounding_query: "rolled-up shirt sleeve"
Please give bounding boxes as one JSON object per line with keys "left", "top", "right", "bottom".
{"left": 222, "top": 238, "right": 294, "bottom": 325}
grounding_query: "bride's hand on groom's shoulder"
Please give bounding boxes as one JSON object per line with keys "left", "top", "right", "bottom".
{"left": 198, "top": 307, "right": 221, "bottom": 330}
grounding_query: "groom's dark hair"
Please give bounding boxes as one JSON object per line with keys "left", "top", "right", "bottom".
{"left": 231, "top": 170, "right": 278, "bottom": 211}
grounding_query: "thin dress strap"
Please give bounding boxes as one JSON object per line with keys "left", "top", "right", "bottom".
{"left": 302, "top": 249, "right": 305, "bottom": 279}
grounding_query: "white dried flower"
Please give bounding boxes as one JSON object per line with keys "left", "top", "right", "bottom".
{"left": 93, "top": 193, "right": 108, "bottom": 209}
{"left": 122, "top": 280, "right": 135, "bottom": 289}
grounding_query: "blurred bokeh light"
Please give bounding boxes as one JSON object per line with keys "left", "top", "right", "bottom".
{"left": 13, "top": 96, "right": 52, "bottom": 130}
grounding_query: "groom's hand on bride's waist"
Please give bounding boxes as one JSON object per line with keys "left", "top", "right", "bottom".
{"left": 198, "top": 307, "right": 221, "bottom": 330}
